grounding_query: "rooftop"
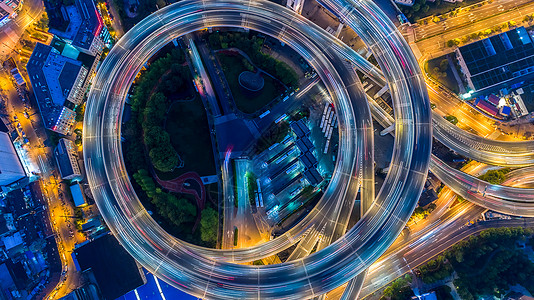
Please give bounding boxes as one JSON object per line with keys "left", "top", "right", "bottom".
{"left": 27, "top": 43, "right": 83, "bottom": 130}
{"left": 54, "top": 139, "right": 79, "bottom": 179}
{"left": 0, "top": 131, "right": 26, "bottom": 186}
{"left": 458, "top": 27, "right": 534, "bottom": 91}
{"left": 73, "top": 233, "right": 146, "bottom": 300}
{"left": 49, "top": 0, "right": 103, "bottom": 52}
{"left": 69, "top": 183, "right": 86, "bottom": 207}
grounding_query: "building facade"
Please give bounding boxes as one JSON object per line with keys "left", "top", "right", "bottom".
{"left": 456, "top": 27, "right": 534, "bottom": 93}
{"left": 54, "top": 138, "right": 82, "bottom": 180}
{"left": 0, "top": 121, "right": 26, "bottom": 189}
{"left": 0, "top": 0, "right": 23, "bottom": 27}
{"left": 48, "top": 0, "right": 104, "bottom": 56}
{"left": 27, "top": 43, "right": 89, "bottom": 135}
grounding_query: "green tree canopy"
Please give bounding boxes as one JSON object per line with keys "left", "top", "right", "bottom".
{"left": 200, "top": 207, "right": 218, "bottom": 244}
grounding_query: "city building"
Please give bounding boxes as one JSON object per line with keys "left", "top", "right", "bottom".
{"left": 0, "top": 120, "right": 26, "bottom": 189}
{"left": 0, "top": 0, "right": 23, "bottom": 27}
{"left": 27, "top": 43, "right": 90, "bottom": 135}
{"left": 0, "top": 213, "right": 16, "bottom": 237}
{"left": 73, "top": 233, "right": 147, "bottom": 300}
{"left": 47, "top": 0, "right": 104, "bottom": 56}
{"left": 59, "top": 284, "right": 101, "bottom": 300}
{"left": 456, "top": 27, "right": 534, "bottom": 93}
{"left": 117, "top": 268, "right": 198, "bottom": 300}
{"left": 303, "top": 168, "right": 323, "bottom": 186}
{"left": 54, "top": 138, "right": 82, "bottom": 180}
{"left": 69, "top": 182, "right": 87, "bottom": 207}
{"left": 474, "top": 98, "right": 500, "bottom": 118}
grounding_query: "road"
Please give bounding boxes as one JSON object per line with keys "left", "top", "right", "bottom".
{"left": 80, "top": 0, "right": 534, "bottom": 298}
{"left": 413, "top": 0, "right": 532, "bottom": 41}
{"left": 83, "top": 0, "right": 431, "bottom": 298}
{"left": 331, "top": 161, "right": 534, "bottom": 299}
{"left": 414, "top": 0, "right": 534, "bottom": 58}
{"left": 0, "top": 0, "right": 44, "bottom": 60}
{"left": 0, "top": 70, "right": 85, "bottom": 298}
{"left": 367, "top": 81, "right": 534, "bottom": 218}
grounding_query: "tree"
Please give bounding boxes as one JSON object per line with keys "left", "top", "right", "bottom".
{"left": 444, "top": 115, "right": 458, "bottom": 125}
{"left": 200, "top": 207, "right": 218, "bottom": 244}
{"left": 383, "top": 274, "right": 414, "bottom": 300}
{"left": 149, "top": 145, "right": 180, "bottom": 172}
{"left": 478, "top": 168, "right": 510, "bottom": 185}
{"left": 144, "top": 127, "right": 170, "bottom": 149}
{"left": 421, "top": 5, "right": 430, "bottom": 13}
{"left": 439, "top": 59, "right": 449, "bottom": 72}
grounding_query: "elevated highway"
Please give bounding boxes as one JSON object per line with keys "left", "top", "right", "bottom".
{"left": 84, "top": 0, "right": 431, "bottom": 298}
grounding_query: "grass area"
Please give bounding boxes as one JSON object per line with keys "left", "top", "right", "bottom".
{"left": 233, "top": 160, "right": 238, "bottom": 208}
{"left": 252, "top": 260, "right": 264, "bottom": 265}
{"left": 160, "top": 96, "right": 216, "bottom": 179}
{"left": 247, "top": 172, "right": 258, "bottom": 207}
{"left": 233, "top": 227, "right": 238, "bottom": 246}
{"left": 217, "top": 53, "right": 282, "bottom": 114}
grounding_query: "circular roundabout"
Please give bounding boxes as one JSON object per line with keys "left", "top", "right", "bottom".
{"left": 83, "top": 0, "right": 432, "bottom": 299}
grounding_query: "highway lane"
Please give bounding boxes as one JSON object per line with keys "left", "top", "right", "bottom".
{"left": 360, "top": 214, "right": 534, "bottom": 298}
{"left": 338, "top": 35, "right": 534, "bottom": 167}
{"left": 367, "top": 82, "right": 534, "bottom": 217}
{"left": 84, "top": 0, "right": 431, "bottom": 298}
{"left": 85, "top": 0, "right": 364, "bottom": 298}
{"left": 502, "top": 167, "right": 534, "bottom": 187}
{"left": 433, "top": 111, "right": 534, "bottom": 167}
{"left": 430, "top": 157, "right": 534, "bottom": 217}
{"left": 360, "top": 163, "right": 534, "bottom": 298}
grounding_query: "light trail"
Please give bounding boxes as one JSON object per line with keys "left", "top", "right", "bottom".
{"left": 83, "top": 0, "right": 431, "bottom": 298}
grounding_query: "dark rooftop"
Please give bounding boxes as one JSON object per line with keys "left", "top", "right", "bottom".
{"left": 295, "top": 139, "right": 309, "bottom": 153}
{"left": 27, "top": 43, "right": 82, "bottom": 131}
{"left": 290, "top": 119, "right": 311, "bottom": 138}
{"left": 49, "top": 0, "right": 102, "bottom": 52}
{"left": 303, "top": 168, "right": 323, "bottom": 186}
{"left": 54, "top": 139, "right": 78, "bottom": 179}
{"left": 458, "top": 27, "right": 534, "bottom": 91}
{"left": 0, "top": 118, "right": 8, "bottom": 133}
{"left": 74, "top": 233, "right": 145, "bottom": 300}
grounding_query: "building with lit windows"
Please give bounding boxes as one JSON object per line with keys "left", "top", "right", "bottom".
{"left": 54, "top": 138, "right": 82, "bottom": 180}
{"left": 0, "top": 120, "right": 26, "bottom": 190}
{"left": 27, "top": 43, "right": 89, "bottom": 135}
{"left": 47, "top": 0, "right": 104, "bottom": 56}
{"left": 0, "top": 0, "right": 23, "bottom": 27}
{"left": 456, "top": 27, "right": 534, "bottom": 93}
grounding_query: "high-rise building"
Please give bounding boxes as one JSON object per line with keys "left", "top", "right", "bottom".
{"left": 54, "top": 138, "right": 82, "bottom": 180}
{"left": 27, "top": 43, "right": 89, "bottom": 135}
{"left": 456, "top": 27, "right": 534, "bottom": 93}
{"left": 48, "top": 0, "right": 104, "bottom": 56}
{"left": 0, "top": 120, "right": 26, "bottom": 188}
